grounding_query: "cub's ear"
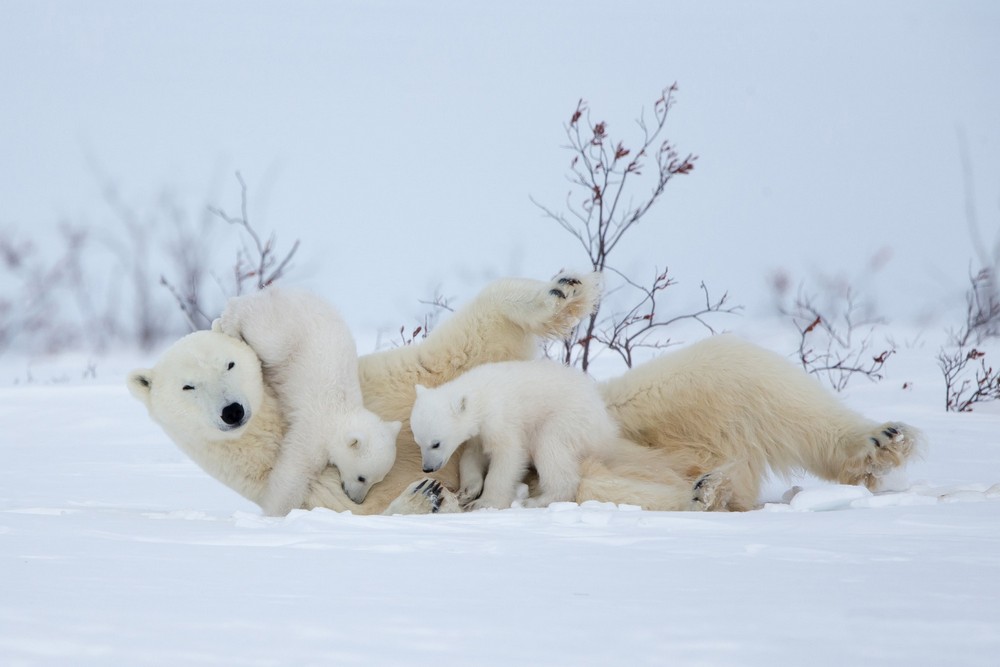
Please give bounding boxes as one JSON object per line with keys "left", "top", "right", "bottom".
{"left": 387, "top": 420, "right": 402, "bottom": 439}
{"left": 346, "top": 435, "right": 361, "bottom": 449}
{"left": 452, "top": 395, "right": 467, "bottom": 414}
{"left": 127, "top": 369, "right": 154, "bottom": 407}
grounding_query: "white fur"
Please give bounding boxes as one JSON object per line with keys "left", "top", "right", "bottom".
{"left": 587, "top": 334, "right": 923, "bottom": 511}
{"left": 212, "top": 287, "right": 401, "bottom": 514}
{"left": 128, "top": 272, "right": 922, "bottom": 516}
{"left": 127, "top": 330, "right": 283, "bottom": 503}
{"left": 410, "top": 359, "right": 620, "bottom": 510}
{"left": 129, "top": 272, "right": 602, "bottom": 515}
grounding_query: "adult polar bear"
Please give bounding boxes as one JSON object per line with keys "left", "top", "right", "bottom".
{"left": 128, "top": 271, "right": 920, "bottom": 515}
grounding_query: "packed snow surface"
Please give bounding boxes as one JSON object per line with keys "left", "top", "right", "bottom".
{"left": 2, "top": 338, "right": 999, "bottom": 666}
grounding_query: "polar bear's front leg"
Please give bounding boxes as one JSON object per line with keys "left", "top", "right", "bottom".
{"left": 214, "top": 291, "right": 295, "bottom": 368}
{"left": 383, "top": 478, "right": 463, "bottom": 515}
{"left": 457, "top": 441, "right": 487, "bottom": 505}
{"left": 465, "top": 440, "right": 529, "bottom": 510}
{"left": 259, "top": 421, "right": 328, "bottom": 516}
{"left": 521, "top": 441, "right": 581, "bottom": 508}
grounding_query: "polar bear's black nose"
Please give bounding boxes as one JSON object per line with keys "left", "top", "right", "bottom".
{"left": 221, "top": 402, "right": 245, "bottom": 426}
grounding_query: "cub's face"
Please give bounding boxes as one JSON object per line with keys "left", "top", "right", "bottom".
{"left": 128, "top": 331, "right": 265, "bottom": 446}
{"left": 336, "top": 417, "right": 402, "bottom": 504}
{"left": 410, "top": 384, "right": 469, "bottom": 474}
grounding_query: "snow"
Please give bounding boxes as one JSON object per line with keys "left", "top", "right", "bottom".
{"left": 2, "top": 1, "right": 1000, "bottom": 664}
{"left": 2, "top": 331, "right": 1000, "bottom": 666}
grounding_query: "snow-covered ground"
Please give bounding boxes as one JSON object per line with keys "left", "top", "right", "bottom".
{"left": 2, "top": 326, "right": 999, "bottom": 666}
{"left": 2, "top": 2, "right": 999, "bottom": 664}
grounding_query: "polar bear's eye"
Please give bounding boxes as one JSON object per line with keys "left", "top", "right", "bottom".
{"left": 357, "top": 475, "right": 366, "bottom": 483}
{"left": 227, "top": 362, "right": 235, "bottom": 370}
{"left": 431, "top": 441, "right": 440, "bottom": 449}
{"left": 182, "top": 385, "right": 195, "bottom": 391}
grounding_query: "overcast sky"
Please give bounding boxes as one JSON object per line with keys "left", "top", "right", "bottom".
{"left": 2, "top": 1, "right": 998, "bottom": 338}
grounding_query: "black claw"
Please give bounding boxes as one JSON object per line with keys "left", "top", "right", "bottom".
{"left": 548, "top": 288, "right": 567, "bottom": 299}
{"left": 557, "top": 277, "right": 582, "bottom": 286}
{"left": 424, "top": 480, "right": 443, "bottom": 513}
{"left": 886, "top": 427, "right": 899, "bottom": 436}
{"left": 414, "top": 479, "right": 428, "bottom": 493}
{"left": 693, "top": 475, "right": 707, "bottom": 490}
{"left": 871, "top": 437, "right": 882, "bottom": 448}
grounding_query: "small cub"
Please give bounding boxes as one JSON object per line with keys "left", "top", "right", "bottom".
{"left": 409, "top": 359, "right": 619, "bottom": 510}
{"left": 215, "top": 287, "right": 400, "bottom": 514}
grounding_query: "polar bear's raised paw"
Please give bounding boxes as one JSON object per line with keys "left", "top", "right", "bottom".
{"left": 548, "top": 275, "right": 584, "bottom": 299}
{"left": 536, "top": 272, "right": 602, "bottom": 338}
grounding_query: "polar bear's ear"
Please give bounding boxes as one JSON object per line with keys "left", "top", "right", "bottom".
{"left": 127, "top": 369, "right": 154, "bottom": 408}
{"left": 452, "top": 395, "right": 467, "bottom": 414}
{"left": 387, "top": 420, "right": 402, "bottom": 439}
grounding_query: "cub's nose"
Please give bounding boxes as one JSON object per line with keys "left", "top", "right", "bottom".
{"left": 221, "top": 402, "right": 245, "bottom": 426}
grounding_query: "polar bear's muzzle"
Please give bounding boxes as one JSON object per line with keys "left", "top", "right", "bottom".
{"left": 219, "top": 402, "right": 250, "bottom": 430}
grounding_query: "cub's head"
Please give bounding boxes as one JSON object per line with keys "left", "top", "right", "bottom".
{"left": 410, "top": 383, "right": 472, "bottom": 474}
{"left": 334, "top": 411, "right": 401, "bottom": 504}
{"left": 127, "top": 330, "right": 265, "bottom": 447}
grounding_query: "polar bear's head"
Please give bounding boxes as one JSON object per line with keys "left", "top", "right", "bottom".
{"left": 127, "top": 330, "right": 265, "bottom": 447}
{"left": 410, "top": 383, "right": 476, "bottom": 473}
{"left": 333, "top": 410, "right": 402, "bottom": 504}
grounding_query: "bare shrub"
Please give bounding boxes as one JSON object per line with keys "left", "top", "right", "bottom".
{"left": 938, "top": 268, "right": 1000, "bottom": 412}
{"left": 161, "top": 171, "right": 300, "bottom": 332}
{"left": 782, "top": 286, "right": 895, "bottom": 392}
{"left": 532, "top": 85, "right": 738, "bottom": 371}
{"left": 0, "top": 231, "right": 68, "bottom": 354}
{"left": 206, "top": 172, "right": 300, "bottom": 294}
{"left": 1, "top": 170, "right": 301, "bottom": 357}
{"left": 379, "top": 288, "right": 454, "bottom": 349}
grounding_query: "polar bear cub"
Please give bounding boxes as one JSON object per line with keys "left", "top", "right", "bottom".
{"left": 215, "top": 286, "right": 401, "bottom": 515}
{"left": 410, "top": 359, "right": 619, "bottom": 510}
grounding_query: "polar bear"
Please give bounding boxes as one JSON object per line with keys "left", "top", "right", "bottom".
{"left": 128, "top": 272, "right": 604, "bottom": 515}
{"left": 213, "top": 287, "right": 401, "bottom": 514}
{"left": 129, "top": 271, "right": 921, "bottom": 515}
{"left": 410, "top": 359, "right": 621, "bottom": 510}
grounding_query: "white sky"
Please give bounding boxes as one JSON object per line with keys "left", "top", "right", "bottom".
{"left": 2, "top": 1, "right": 998, "bottom": 335}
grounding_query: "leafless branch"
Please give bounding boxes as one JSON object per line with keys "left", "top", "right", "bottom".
{"left": 939, "top": 268, "right": 1000, "bottom": 411}
{"left": 534, "top": 86, "right": 731, "bottom": 372}
{"left": 207, "top": 171, "right": 300, "bottom": 293}
{"left": 785, "top": 288, "right": 895, "bottom": 392}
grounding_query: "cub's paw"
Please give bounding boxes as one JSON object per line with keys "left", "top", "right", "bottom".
{"left": 690, "top": 470, "right": 734, "bottom": 512}
{"left": 457, "top": 482, "right": 483, "bottom": 506}
{"left": 464, "top": 495, "right": 511, "bottom": 512}
{"left": 848, "top": 421, "right": 922, "bottom": 490}
{"left": 212, "top": 311, "right": 243, "bottom": 340}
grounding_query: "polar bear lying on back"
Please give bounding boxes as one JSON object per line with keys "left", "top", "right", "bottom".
{"left": 129, "top": 271, "right": 921, "bottom": 516}
{"left": 214, "top": 287, "right": 401, "bottom": 514}
{"left": 411, "top": 359, "right": 622, "bottom": 510}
